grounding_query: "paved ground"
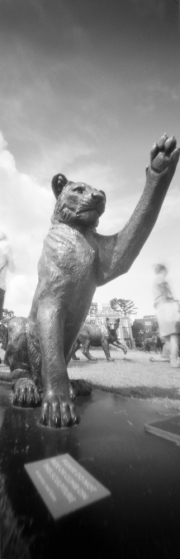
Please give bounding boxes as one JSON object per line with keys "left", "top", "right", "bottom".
{"left": 1, "top": 384, "right": 180, "bottom": 559}
{"left": 1, "top": 348, "right": 180, "bottom": 558}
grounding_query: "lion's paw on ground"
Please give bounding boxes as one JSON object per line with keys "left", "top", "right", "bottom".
{"left": 13, "top": 378, "right": 41, "bottom": 407}
{"left": 70, "top": 379, "right": 92, "bottom": 397}
{"left": 40, "top": 393, "right": 79, "bottom": 428}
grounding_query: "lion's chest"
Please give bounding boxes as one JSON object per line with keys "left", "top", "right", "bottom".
{"left": 39, "top": 224, "right": 98, "bottom": 295}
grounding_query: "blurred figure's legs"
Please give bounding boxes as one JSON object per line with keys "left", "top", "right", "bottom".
{"left": 170, "top": 334, "right": 179, "bottom": 367}
{"left": 0, "top": 288, "right": 5, "bottom": 320}
{"left": 162, "top": 337, "right": 170, "bottom": 359}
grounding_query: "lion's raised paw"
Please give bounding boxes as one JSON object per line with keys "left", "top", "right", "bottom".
{"left": 150, "top": 134, "right": 180, "bottom": 174}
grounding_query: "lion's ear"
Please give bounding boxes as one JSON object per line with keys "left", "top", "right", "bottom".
{"left": 51, "top": 173, "right": 68, "bottom": 198}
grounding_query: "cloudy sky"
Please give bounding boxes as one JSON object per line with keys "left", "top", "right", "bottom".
{"left": 0, "top": 0, "right": 180, "bottom": 319}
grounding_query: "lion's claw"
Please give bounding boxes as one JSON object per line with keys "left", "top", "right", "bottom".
{"left": 40, "top": 393, "right": 79, "bottom": 428}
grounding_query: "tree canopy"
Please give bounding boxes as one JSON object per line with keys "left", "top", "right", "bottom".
{"left": 1, "top": 308, "right": 14, "bottom": 322}
{"left": 132, "top": 319, "right": 145, "bottom": 347}
{"left": 88, "top": 302, "right": 98, "bottom": 316}
{"left": 110, "top": 298, "right": 137, "bottom": 316}
{"left": 132, "top": 320, "right": 145, "bottom": 335}
{"left": 0, "top": 309, "right": 14, "bottom": 346}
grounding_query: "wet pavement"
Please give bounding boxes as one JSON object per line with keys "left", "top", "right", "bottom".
{"left": 0, "top": 382, "right": 180, "bottom": 558}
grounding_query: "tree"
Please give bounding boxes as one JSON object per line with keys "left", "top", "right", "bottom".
{"left": 110, "top": 298, "right": 137, "bottom": 316}
{"left": 132, "top": 320, "right": 145, "bottom": 335}
{"left": 88, "top": 302, "right": 98, "bottom": 316}
{"left": 86, "top": 302, "right": 98, "bottom": 323}
{"left": 1, "top": 308, "right": 15, "bottom": 322}
{"left": 152, "top": 319, "right": 159, "bottom": 333}
{"left": 0, "top": 308, "right": 14, "bottom": 347}
{"left": 132, "top": 319, "right": 145, "bottom": 348}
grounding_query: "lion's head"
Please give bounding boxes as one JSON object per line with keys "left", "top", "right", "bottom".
{"left": 51, "top": 173, "right": 106, "bottom": 228}
{"left": 106, "top": 318, "right": 120, "bottom": 336}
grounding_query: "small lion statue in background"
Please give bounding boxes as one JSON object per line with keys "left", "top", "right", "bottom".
{"left": 71, "top": 318, "right": 127, "bottom": 361}
{"left": 6, "top": 134, "right": 179, "bottom": 428}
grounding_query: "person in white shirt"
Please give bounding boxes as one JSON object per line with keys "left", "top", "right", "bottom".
{"left": 153, "top": 264, "right": 180, "bottom": 367}
{"left": 0, "top": 231, "right": 15, "bottom": 320}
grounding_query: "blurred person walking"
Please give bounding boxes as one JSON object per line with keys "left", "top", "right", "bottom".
{"left": 153, "top": 264, "right": 180, "bottom": 368}
{"left": 0, "top": 231, "right": 15, "bottom": 320}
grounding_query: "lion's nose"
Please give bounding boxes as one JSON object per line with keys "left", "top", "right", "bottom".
{"left": 91, "top": 191, "right": 105, "bottom": 203}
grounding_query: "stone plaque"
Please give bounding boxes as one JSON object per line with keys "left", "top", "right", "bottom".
{"left": 145, "top": 415, "right": 180, "bottom": 446}
{"left": 25, "top": 453, "right": 111, "bottom": 520}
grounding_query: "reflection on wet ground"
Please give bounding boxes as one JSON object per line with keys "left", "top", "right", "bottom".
{"left": 0, "top": 382, "right": 180, "bottom": 558}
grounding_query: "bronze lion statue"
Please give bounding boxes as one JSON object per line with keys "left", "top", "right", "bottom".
{"left": 71, "top": 318, "right": 127, "bottom": 361}
{"left": 6, "top": 134, "right": 179, "bottom": 428}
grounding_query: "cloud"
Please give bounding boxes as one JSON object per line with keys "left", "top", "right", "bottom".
{"left": 0, "top": 130, "right": 129, "bottom": 315}
{"left": 157, "top": 186, "right": 180, "bottom": 223}
{"left": 0, "top": 0, "right": 90, "bottom": 61}
{"left": 0, "top": 132, "right": 54, "bottom": 315}
{"left": 132, "top": 79, "right": 180, "bottom": 118}
{"left": 0, "top": 129, "right": 141, "bottom": 316}
{"left": 145, "top": 80, "right": 180, "bottom": 103}
{"left": 129, "top": 0, "right": 166, "bottom": 19}
{"left": 1, "top": 129, "right": 180, "bottom": 321}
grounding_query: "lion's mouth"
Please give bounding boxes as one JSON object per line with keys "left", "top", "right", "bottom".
{"left": 77, "top": 203, "right": 105, "bottom": 216}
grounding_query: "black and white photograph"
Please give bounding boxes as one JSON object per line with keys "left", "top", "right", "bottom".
{"left": 0, "top": 1, "right": 180, "bottom": 558}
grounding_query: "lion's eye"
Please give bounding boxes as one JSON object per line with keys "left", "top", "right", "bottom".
{"left": 73, "top": 186, "right": 85, "bottom": 194}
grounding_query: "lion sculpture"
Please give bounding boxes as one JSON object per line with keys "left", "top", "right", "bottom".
{"left": 71, "top": 318, "right": 127, "bottom": 361}
{"left": 6, "top": 134, "right": 180, "bottom": 428}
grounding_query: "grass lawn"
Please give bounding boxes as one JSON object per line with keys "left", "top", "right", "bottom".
{"left": 69, "top": 348, "right": 180, "bottom": 410}
{"left": 1, "top": 347, "right": 180, "bottom": 411}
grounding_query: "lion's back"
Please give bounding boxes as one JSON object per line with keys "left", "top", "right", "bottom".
{"left": 78, "top": 323, "right": 107, "bottom": 345}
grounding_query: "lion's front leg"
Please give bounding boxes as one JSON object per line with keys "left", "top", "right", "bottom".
{"left": 114, "top": 340, "right": 127, "bottom": 354}
{"left": 37, "top": 303, "right": 79, "bottom": 428}
{"left": 100, "top": 337, "right": 114, "bottom": 361}
{"left": 96, "top": 134, "right": 180, "bottom": 287}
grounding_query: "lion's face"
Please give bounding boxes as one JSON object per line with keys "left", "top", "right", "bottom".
{"left": 53, "top": 181, "right": 106, "bottom": 228}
